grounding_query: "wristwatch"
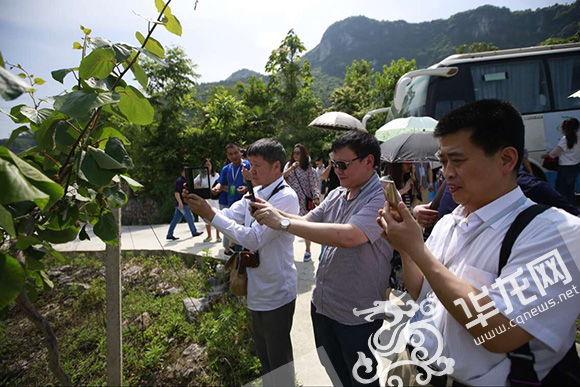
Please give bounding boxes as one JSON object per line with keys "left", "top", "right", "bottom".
{"left": 280, "top": 218, "right": 291, "bottom": 231}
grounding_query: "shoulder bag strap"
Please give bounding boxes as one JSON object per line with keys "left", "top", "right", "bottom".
{"left": 498, "top": 204, "right": 549, "bottom": 386}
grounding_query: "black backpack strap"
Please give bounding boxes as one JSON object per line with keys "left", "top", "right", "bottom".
{"left": 498, "top": 204, "right": 550, "bottom": 386}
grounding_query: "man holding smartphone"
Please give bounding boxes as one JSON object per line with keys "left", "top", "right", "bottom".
{"left": 186, "top": 139, "right": 299, "bottom": 386}
{"left": 251, "top": 130, "right": 394, "bottom": 387}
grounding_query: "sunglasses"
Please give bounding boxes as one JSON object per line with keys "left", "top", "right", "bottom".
{"left": 330, "top": 156, "right": 364, "bottom": 171}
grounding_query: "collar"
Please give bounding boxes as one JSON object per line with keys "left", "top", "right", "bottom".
{"left": 340, "top": 172, "right": 380, "bottom": 202}
{"left": 257, "top": 176, "right": 285, "bottom": 199}
{"left": 451, "top": 186, "right": 526, "bottom": 231}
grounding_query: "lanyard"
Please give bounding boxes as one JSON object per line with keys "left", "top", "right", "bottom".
{"left": 441, "top": 195, "right": 527, "bottom": 269}
{"left": 230, "top": 163, "right": 242, "bottom": 183}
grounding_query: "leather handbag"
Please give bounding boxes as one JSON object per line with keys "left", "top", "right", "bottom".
{"left": 542, "top": 156, "right": 559, "bottom": 171}
{"left": 224, "top": 252, "right": 247, "bottom": 296}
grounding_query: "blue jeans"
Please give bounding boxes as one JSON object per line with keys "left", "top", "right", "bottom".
{"left": 166, "top": 205, "right": 198, "bottom": 238}
{"left": 311, "top": 303, "right": 382, "bottom": 387}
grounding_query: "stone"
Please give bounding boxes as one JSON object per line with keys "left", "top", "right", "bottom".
{"left": 58, "top": 275, "right": 74, "bottom": 284}
{"left": 133, "top": 312, "right": 151, "bottom": 330}
{"left": 65, "top": 282, "right": 91, "bottom": 295}
{"left": 173, "top": 343, "right": 207, "bottom": 379}
{"left": 207, "top": 277, "right": 219, "bottom": 287}
{"left": 183, "top": 297, "right": 209, "bottom": 322}
{"left": 208, "top": 283, "right": 228, "bottom": 298}
{"left": 163, "top": 287, "right": 180, "bottom": 296}
{"left": 47, "top": 269, "right": 63, "bottom": 278}
{"left": 122, "top": 265, "right": 143, "bottom": 284}
{"left": 215, "top": 264, "right": 226, "bottom": 277}
{"left": 149, "top": 268, "right": 161, "bottom": 278}
{"left": 59, "top": 265, "right": 73, "bottom": 273}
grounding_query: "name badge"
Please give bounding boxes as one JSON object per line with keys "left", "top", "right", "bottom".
{"left": 229, "top": 185, "right": 236, "bottom": 196}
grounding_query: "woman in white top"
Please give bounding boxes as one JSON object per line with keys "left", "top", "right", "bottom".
{"left": 543, "top": 118, "right": 580, "bottom": 204}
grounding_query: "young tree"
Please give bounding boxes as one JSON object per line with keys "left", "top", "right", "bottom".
{"left": 330, "top": 59, "right": 374, "bottom": 119}
{"left": 0, "top": 0, "right": 189, "bottom": 383}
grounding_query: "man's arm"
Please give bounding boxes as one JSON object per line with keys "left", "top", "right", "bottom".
{"left": 251, "top": 197, "right": 371, "bottom": 248}
{"left": 379, "top": 202, "right": 533, "bottom": 354}
{"left": 175, "top": 192, "right": 183, "bottom": 209}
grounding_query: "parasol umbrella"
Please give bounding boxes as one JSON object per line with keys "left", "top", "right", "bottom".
{"left": 375, "top": 116, "right": 438, "bottom": 142}
{"left": 308, "top": 111, "right": 366, "bottom": 131}
{"left": 569, "top": 90, "right": 580, "bottom": 98}
{"left": 380, "top": 131, "right": 439, "bottom": 163}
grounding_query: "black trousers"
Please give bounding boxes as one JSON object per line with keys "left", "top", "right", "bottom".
{"left": 311, "top": 303, "right": 383, "bottom": 387}
{"left": 251, "top": 299, "right": 296, "bottom": 386}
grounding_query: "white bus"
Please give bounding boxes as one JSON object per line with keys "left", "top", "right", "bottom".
{"left": 391, "top": 43, "right": 580, "bottom": 180}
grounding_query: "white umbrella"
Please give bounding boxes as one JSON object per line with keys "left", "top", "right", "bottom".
{"left": 568, "top": 90, "right": 580, "bottom": 98}
{"left": 375, "top": 116, "right": 438, "bottom": 142}
{"left": 308, "top": 111, "right": 366, "bottom": 131}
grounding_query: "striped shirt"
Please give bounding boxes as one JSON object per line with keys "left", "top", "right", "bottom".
{"left": 307, "top": 173, "right": 394, "bottom": 325}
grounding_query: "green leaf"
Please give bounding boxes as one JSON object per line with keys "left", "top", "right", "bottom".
{"left": 20, "top": 107, "right": 53, "bottom": 125}
{"left": 0, "top": 254, "right": 25, "bottom": 309}
{"left": 51, "top": 68, "right": 75, "bottom": 84}
{"left": 105, "top": 137, "right": 134, "bottom": 169}
{"left": 0, "top": 157, "right": 50, "bottom": 208}
{"left": 4, "top": 126, "right": 30, "bottom": 148}
{"left": 18, "top": 73, "right": 26, "bottom": 79}
{"left": 55, "top": 121, "right": 79, "bottom": 147}
{"left": 0, "top": 67, "right": 31, "bottom": 100}
{"left": 16, "top": 236, "right": 41, "bottom": 250}
{"left": 39, "top": 270, "right": 54, "bottom": 289}
{"left": 87, "top": 146, "right": 127, "bottom": 170}
{"left": 116, "top": 85, "right": 154, "bottom": 125}
{"left": 135, "top": 31, "right": 164, "bottom": 58}
{"left": 53, "top": 91, "right": 120, "bottom": 119}
{"left": 94, "top": 211, "right": 118, "bottom": 245}
{"left": 73, "top": 42, "right": 82, "bottom": 50}
{"left": 8, "top": 105, "right": 29, "bottom": 123}
{"left": 34, "top": 77, "right": 45, "bottom": 86}
{"left": 0, "top": 147, "right": 64, "bottom": 210}
{"left": 91, "top": 124, "right": 130, "bottom": 147}
{"left": 112, "top": 43, "right": 133, "bottom": 62}
{"left": 81, "top": 76, "right": 116, "bottom": 92}
{"left": 79, "top": 224, "right": 90, "bottom": 241}
{"left": 46, "top": 205, "right": 79, "bottom": 231}
{"left": 164, "top": 14, "right": 182, "bottom": 36}
{"left": 79, "top": 48, "right": 116, "bottom": 79}
{"left": 25, "top": 283, "right": 38, "bottom": 302}
{"left": 27, "top": 256, "right": 44, "bottom": 271}
{"left": 155, "top": 0, "right": 169, "bottom": 14}
{"left": 80, "top": 25, "right": 92, "bottom": 35}
{"left": 130, "top": 63, "right": 148, "bottom": 89}
{"left": 119, "top": 174, "right": 143, "bottom": 191}
{"left": 42, "top": 243, "right": 68, "bottom": 263}
{"left": 77, "top": 150, "right": 117, "bottom": 186}
{"left": 104, "top": 186, "right": 127, "bottom": 208}
{"left": 37, "top": 226, "right": 79, "bottom": 244}
{"left": 0, "top": 204, "right": 16, "bottom": 237}
{"left": 89, "top": 37, "right": 112, "bottom": 49}
{"left": 0, "top": 51, "right": 4, "bottom": 68}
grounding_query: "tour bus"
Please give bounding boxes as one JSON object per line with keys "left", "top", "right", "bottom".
{"left": 391, "top": 42, "right": 580, "bottom": 181}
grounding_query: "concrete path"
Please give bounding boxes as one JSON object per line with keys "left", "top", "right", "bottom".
{"left": 55, "top": 220, "right": 333, "bottom": 386}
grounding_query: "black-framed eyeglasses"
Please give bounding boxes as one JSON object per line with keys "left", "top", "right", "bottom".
{"left": 330, "top": 156, "right": 364, "bottom": 171}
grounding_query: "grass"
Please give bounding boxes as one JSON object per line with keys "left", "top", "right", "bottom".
{"left": 0, "top": 252, "right": 260, "bottom": 386}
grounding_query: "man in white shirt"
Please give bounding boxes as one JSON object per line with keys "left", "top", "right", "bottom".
{"left": 185, "top": 138, "right": 299, "bottom": 386}
{"left": 379, "top": 99, "right": 580, "bottom": 385}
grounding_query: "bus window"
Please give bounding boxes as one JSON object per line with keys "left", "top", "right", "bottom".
{"left": 398, "top": 75, "right": 430, "bottom": 117}
{"left": 548, "top": 54, "right": 580, "bottom": 111}
{"left": 470, "top": 60, "right": 549, "bottom": 114}
{"left": 431, "top": 65, "right": 474, "bottom": 119}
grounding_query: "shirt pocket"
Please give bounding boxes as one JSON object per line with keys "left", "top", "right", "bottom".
{"left": 460, "top": 265, "right": 497, "bottom": 291}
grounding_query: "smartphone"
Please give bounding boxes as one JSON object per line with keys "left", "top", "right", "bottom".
{"left": 246, "top": 180, "right": 256, "bottom": 202}
{"left": 184, "top": 166, "right": 211, "bottom": 199}
{"left": 380, "top": 175, "right": 402, "bottom": 208}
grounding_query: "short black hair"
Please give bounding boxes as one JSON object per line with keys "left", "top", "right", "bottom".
{"left": 434, "top": 99, "right": 524, "bottom": 170}
{"left": 315, "top": 156, "right": 323, "bottom": 162}
{"left": 225, "top": 143, "right": 239, "bottom": 151}
{"left": 331, "top": 130, "right": 381, "bottom": 167}
{"left": 247, "top": 138, "right": 286, "bottom": 172}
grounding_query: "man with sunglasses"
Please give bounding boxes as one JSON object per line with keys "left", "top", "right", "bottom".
{"left": 251, "top": 130, "right": 394, "bottom": 386}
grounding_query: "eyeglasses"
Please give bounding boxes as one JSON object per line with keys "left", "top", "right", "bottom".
{"left": 330, "top": 156, "right": 364, "bottom": 171}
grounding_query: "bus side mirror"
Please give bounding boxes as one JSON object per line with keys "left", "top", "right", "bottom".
{"left": 393, "top": 77, "right": 412, "bottom": 111}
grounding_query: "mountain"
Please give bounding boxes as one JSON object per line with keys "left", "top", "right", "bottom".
{"left": 304, "top": 3, "right": 580, "bottom": 77}
{"left": 197, "top": 68, "right": 267, "bottom": 100}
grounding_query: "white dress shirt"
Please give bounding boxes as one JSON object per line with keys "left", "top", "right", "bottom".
{"left": 413, "top": 187, "right": 580, "bottom": 385}
{"left": 211, "top": 176, "right": 300, "bottom": 311}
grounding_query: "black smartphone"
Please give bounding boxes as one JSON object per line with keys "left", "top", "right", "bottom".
{"left": 246, "top": 180, "right": 256, "bottom": 202}
{"left": 184, "top": 166, "right": 211, "bottom": 199}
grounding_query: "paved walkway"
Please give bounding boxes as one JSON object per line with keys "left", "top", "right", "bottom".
{"left": 55, "top": 221, "right": 333, "bottom": 386}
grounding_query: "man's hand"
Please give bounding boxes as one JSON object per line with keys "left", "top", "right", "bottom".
{"left": 413, "top": 204, "right": 438, "bottom": 228}
{"left": 313, "top": 198, "right": 320, "bottom": 206}
{"left": 237, "top": 185, "right": 248, "bottom": 195}
{"left": 211, "top": 183, "right": 221, "bottom": 196}
{"left": 186, "top": 193, "right": 216, "bottom": 221}
{"left": 377, "top": 201, "right": 424, "bottom": 256}
{"left": 242, "top": 165, "right": 252, "bottom": 181}
{"left": 251, "top": 199, "right": 283, "bottom": 230}
{"left": 178, "top": 202, "right": 184, "bottom": 210}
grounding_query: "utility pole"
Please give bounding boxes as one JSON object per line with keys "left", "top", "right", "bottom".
{"left": 105, "top": 207, "right": 122, "bottom": 385}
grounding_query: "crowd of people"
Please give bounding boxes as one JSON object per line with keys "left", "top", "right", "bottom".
{"left": 173, "top": 99, "right": 580, "bottom": 386}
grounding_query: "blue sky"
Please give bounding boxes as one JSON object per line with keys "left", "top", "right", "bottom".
{"left": 0, "top": 0, "right": 572, "bottom": 138}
